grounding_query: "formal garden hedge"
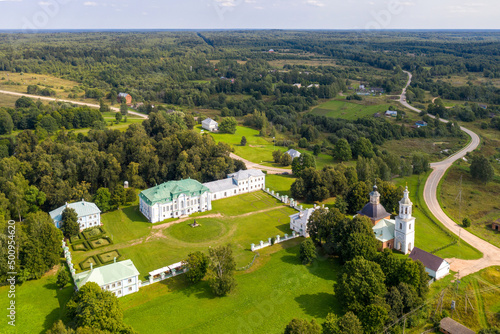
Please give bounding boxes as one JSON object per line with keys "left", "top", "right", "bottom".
{"left": 88, "top": 236, "right": 113, "bottom": 249}
{"left": 71, "top": 241, "right": 90, "bottom": 252}
{"left": 79, "top": 255, "right": 101, "bottom": 270}
{"left": 82, "top": 226, "right": 106, "bottom": 240}
{"left": 97, "top": 249, "right": 122, "bottom": 265}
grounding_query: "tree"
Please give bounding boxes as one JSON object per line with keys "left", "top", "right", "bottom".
{"left": 291, "top": 153, "right": 316, "bottom": 176}
{"left": 62, "top": 207, "right": 80, "bottom": 237}
{"left": 125, "top": 188, "right": 136, "bottom": 204}
{"left": 284, "top": 318, "right": 321, "bottom": 334}
{"left": 99, "top": 98, "right": 109, "bottom": 113}
{"left": 359, "top": 303, "right": 389, "bottom": 334}
{"left": 280, "top": 152, "right": 293, "bottom": 166}
{"left": 115, "top": 112, "right": 122, "bottom": 123}
{"left": 323, "top": 312, "right": 364, "bottom": 334}
{"left": 272, "top": 150, "right": 283, "bottom": 163}
{"left": 479, "top": 328, "right": 500, "bottom": 334}
{"left": 333, "top": 195, "right": 347, "bottom": 214}
{"left": 183, "top": 251, "right": 209, "bottom": 284}
{"left": 313, "top": 144, "right": 321, "bottom": 156}
{"left": 110, "top": 185, "right": 126, "bottom": 209}
{"left": 335, "top": 257, "right": 387, "bottom": 313}
{"left": 15, "top": 96, "right": 35, "bottom": 108}
{"left": 352, "top": 138, "right": 374, "bottom": 159}
{"left": 46, "top": 320, "right": 74, "bottom": 334}
{"left": 470, "top": 155, "right": 494, "bottom": 184}
{"left": 0, "top": 110, "right": 14, "bottom": 135}
{"left": 333, "top": 138, "right": 352, "bottom": 162}
{"left": 240, "top": 136, "right": 247, "bottom": 146}
{"left": 335, "top": 215, "right": 379, "bottom": 262}
{"left": 218, "top": 117, "right": 237, "bottom": 134}
{"left": 345, "top": 181, "right": 369, "bottom": 214}
{"left": 299, "top": 239, "right": 316, "bottom": 264}
{"left": 184, "top": 114, "right": 196, "bottom": 130}
{"left": 120, "top": 102, "right": 128, "bottom": 116}
{"left": 462, "top": 217, "right": 472, "bottom": 228}
{"left": 93, "top": 188, "right": 111, "bottom": 212}
{"left": 207, "top": 244, "right": 236, "bottom": 296}
{"left": 57, "top": 265, "right": 71, "bottom": 288}
{"left": 66, "top": 282, "right": 136, "bottom": 333}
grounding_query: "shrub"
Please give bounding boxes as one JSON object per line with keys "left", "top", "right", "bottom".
{"left": 462, "top": 217, "right": 472, "bottom": 228}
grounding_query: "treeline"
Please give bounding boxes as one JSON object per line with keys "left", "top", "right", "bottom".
{"left": 0, "top": 97, "right": 104, "bottom": 135}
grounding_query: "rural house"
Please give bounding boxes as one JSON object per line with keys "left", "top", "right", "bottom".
{"left": 74, "top": 259, "right": 140, "bottom": 298}
{"left": 289, "top": 206, "right": 322, "bottom": 237}
{"left": 439, "top": 317, "right": 475, "bottom": 334}
{"left": 117, "top": 92, "right": 132, "bottom": 104}
{"left": 49, "top": 199, "right": 101, "bottom": 231}
{"left": 202, "top": 118, "right": 218, "bottom": 132}
{"left": 409, "top": 247, "right": 450, "bottom": 280}
{"left": 285, "top": 149, "right": 301, "bottom": 160}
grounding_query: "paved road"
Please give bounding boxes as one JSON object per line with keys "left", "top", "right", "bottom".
{"left": 0, "top": 89, "right": 148, "bottom": 119}
{"left": 229, "top": 153, "right": 292, "bottom": 175}
{"left": 400, "top": 71, "right": 500, "bottom": 277}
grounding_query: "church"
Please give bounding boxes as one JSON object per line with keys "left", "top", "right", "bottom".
{"left": 358, "top": 185, "right": 415, "bottom": 255}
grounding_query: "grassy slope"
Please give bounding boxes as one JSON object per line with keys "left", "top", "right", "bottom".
{"left": 310, "top": 98, "right": 391, "bottom": 120}
{"left": 0, "top": 265, "right": 73, "bottom": 334}
{"left": 122, "top": 245, "right": 340, "bottom": 334}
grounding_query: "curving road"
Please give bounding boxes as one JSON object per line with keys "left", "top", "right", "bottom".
{"left": 0, "top": 89, "right": 148, "bottom": 119}
{"left": 400, "top": 71, "right": 500, "bottom": 277}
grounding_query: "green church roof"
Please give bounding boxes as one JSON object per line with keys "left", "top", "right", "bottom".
{"left": 139, "top": 179, "right": 209, "bottom": 206}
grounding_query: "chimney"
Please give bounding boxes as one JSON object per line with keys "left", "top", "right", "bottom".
{"left": 90, "top": 263, "right": 93, "bottom": 270}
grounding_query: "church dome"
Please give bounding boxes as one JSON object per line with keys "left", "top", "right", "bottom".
{"left": 358, "top": 202, "right": 391, "bottom": 221}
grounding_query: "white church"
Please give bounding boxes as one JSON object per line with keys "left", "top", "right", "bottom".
{"left": 358, "top": 185, "right": 415, "bottom": 255}
{"left": 139, "top": 169, "right": 265, "bottom": 223}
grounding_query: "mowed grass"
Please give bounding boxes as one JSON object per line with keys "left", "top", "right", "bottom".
{"left": 0, "top": 92, "right": 21, "bottom": 108}
{"left": 394, "top": 174, "right": 482, "bottom": 260}
{"left": 265, "top": 174, "right": 297, "bottom": 197}
{"left": 440, "top": 163, "right": 500, "bottom": 248}
{"left": 121, "top": 244, "right": 341, "bottom": 334}
{"left": 310, "top": 98, "right": 391, "bottom": 120}
{"left": 0, "top": 265, "right": 74, "bottom": 334}
{"left": 0, "top": 71, "right": 82, "bottom": 98}
{"left": 71, "top": 191, "right": 297, "bottom": 280}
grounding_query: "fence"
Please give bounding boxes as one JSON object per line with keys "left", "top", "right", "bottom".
{"left": 237, "top": 252, "right": 260, "bottom": 271}
{"left": 263, "top": 188, "right": 302, "bottom": 210}
{"left": 61, "top": 239, "right": 77, "bottom": 282}
{"left": 251, "top": 231, "right": 301, "bottom": 252}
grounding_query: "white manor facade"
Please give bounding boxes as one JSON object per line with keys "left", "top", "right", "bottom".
{"left": 289, "top": 206, "right": 323, "bottom": 237}
{"left": 73, "top": 259, "right": 140, "bottom": 298}
{"left": 49, "top": 199, "right": 101, "bottom": 231}
{"left": 139, "top": 169, "right": 266, "bottom": 223}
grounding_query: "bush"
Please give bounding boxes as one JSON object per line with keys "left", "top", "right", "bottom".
{"left": 97, "top": 250, "right": 122, "bottom": 264}
{"left": 299, "top": 239, "right": 316, "bottom": 264}
{"left": 462, "top": 217, "right": 472, "bottom": 228}
{"left": 82, "top": 226, "right": 105, "bottom": 240}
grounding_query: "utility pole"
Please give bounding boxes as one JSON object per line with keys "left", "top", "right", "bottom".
{"left": 455, "top": 175, "right": 463, "bottom": 223}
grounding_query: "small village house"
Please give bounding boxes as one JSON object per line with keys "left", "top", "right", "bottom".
{"left": 285, "top": 149, "right": 301, "bottom": 160}
{"left": 202, "top": 117, "right": 218, "bottom": 132}
{"left": 409, "top": 247, "right": 450, "bottom": 280}
{"left": 492, "top": 219, "right": 500, "bottom": 231}
{"left": 439, "top": 317, "right": 475, "bottom": 334}
{"left": 117, "top": 92, "right": 132, "bottom": 104}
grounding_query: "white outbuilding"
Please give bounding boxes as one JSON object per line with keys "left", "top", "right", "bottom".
{"left": 409, "top": 247, "right": 450, "bottom": 280}
{"left": 202, "top": 118, "right": 218, "bottom": 132}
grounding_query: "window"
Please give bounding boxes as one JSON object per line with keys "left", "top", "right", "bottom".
{"left": 128, "top": 287, "right": 133, "bottom": 292}
{"left": 118, "top": 282, "right": 121, "bottom": 286}
{"left": 399, "top": 223, "right": 402, "bottom": 229}
{"left": 112, "top": 283, "right": 115, "bottom": 288}
{"left": 409, "top": 224, "right": 411, "bottom": 230}
{"left": 128, "top": 278, "right": 132, "bottom": 283}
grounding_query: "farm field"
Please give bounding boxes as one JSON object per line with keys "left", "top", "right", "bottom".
{"left": 0, "top": 264, "right": 74, "bottom": 334}
{"left": 380, "top": 136, "right": 467, "bottom": 162}
{"left": 0, "top": 92, "right": 21, "bottom": 108}
{"left": 70, "top": 191, "right": 297, "bottom": 280}
{"left": 121, "top": 244, "right": 340, "bottom": 334}
{"left": 310, "top": 98, "right": 392, "bottom": 120}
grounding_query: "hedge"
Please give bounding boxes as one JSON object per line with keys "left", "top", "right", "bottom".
{"left": 79, "top": 255, "right": 101, "bottom": 270}
{"left": 97, "top": 249, "right": 122, "bottom": 265}
{"left": 88, "top": 236, "right": 113, "bottom": 250}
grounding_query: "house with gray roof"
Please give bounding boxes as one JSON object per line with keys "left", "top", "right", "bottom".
{"left": 289, "top": 206, "right": 322, "bottom": 237}
{"left": 139, "top": 179, "right": 211, "bottom": 223}
{"left": 74, "top": 259, "right": 140, "bottom": 298}
{"left": 409, "top": 247, "right": 450, "bottom": 280}
{"left": 49, "top": 199, "right": 101, "bottom": 231}
{"left": 285, "top": 149, "right": 301, "bottom": 160}
{"left": 202, "top": 118, "right": 218, "bottom": 132}
{"left": 204, "top": 169, "right": 266, "bottom": 201}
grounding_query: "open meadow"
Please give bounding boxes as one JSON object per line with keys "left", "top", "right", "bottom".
{"left": 310, "top": 97, "right": 392, "bottom": 120}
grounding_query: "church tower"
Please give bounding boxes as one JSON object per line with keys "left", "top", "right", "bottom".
{"left": 394, "top": 186, "right": 415, "bottom": 255}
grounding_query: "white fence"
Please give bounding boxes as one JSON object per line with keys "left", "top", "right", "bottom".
{"left": 251, "top": 231, "right": 301, "bottom": 252}
{"left": 263, "top": 187, "right": 303, "bottom": 211}
{"left": 61, "top": 239, "right": 77, "bottom": 282}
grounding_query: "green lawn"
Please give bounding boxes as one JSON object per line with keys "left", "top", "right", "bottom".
{"left": 0, "top": 265, "right": 74, "bottom": 334}
{"left": 71, "top": 191, "right": 297, "bottom": 280}
{"left": 121, "top": 244, "right": 341, "bottom": 334}
{"left": 265, "top": 174, "right": 297, "bottom": 197}
{"left": 394, "top": 174, "right": 482, "bottom": 260}
{"left": 310, "top": 99, "right": 391, "bottom": 120}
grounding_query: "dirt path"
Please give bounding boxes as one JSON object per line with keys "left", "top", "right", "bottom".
{"left": 400, "top": 71, "right": 500, "bottom": 277}
{"left": 229, "top": 153, "right": 292, "bottom": 175}
{"left": 0, "top": 89, "right": 148, "bottom": 119}
{"left": 152, "top": 213, "right": 223, "bottom": 230}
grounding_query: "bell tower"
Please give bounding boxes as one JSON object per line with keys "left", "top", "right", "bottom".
{"left": 394, "top": 186, "right": 415, "bottom": 255}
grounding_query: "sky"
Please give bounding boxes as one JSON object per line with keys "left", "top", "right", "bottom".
{"left": 0, "top": 0, "right": 498, "bottom": 30}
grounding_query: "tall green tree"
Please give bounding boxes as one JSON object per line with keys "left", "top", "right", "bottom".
{"left": 0, "top": 110, "right": 14, "bottom": 135}
{"left": 57, "top": 265, "right": 71, "bottom": 288}
{"left": 470, "top": 154, "right": 494, "bottom": 184}
{"left": 333, "top": 138, "right": 352, "bottom": 162}
{"left": 284, "top": 318, "right": 321, "bottom": 334}
{"left": 218, "top": 117, "right": 237, "bottom": 134}
{"left": 345, "top": 181, "right": 369, "bottom": 214}
{"left": 240, "top": 136, "right": 247, "bottom": 146}
{"left": 62, "top": 207, "right": 80, "bottom": 237}
{"left": 299, "top": 239, "right": 316, "bottom": 264}
{"left": 93, "top": 188, "right": 111, "bottom": 212}
{"left": 207, "top": 244, "right": 236, "bottom": 296}
{"left": 183, "top": 251, "right": 209, "bottom": 284}
{"left": 120, "top": 102, "right": 128, "bottom": 116}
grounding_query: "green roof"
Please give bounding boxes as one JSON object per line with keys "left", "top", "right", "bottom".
{"left": 74, "top": 259, "right": 140, "bottom": 289}
{"left": 139, "top": 179, "right": 209, "bottom": 206}
{"left": 373, "top": 219, "right": 395, "bottom": 242}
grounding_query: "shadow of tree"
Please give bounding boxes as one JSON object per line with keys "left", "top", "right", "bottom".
{"left": 42, "top": 281, "right": 74, "bottom": 333}
{"left": 179, "top": 280, "right": 216, "bottom": 300}
{"left": 122, "top": 205, "right": 149, "bottom": 224}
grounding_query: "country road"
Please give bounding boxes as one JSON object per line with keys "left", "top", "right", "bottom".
{"left": 229, "top": 153, "right": 292, "bottom": 175}
{"left": 400, "top": 71, "right": 500, "bottom": 277}
{"left": 0, "top": 89, "right": 148, "bottom": 119}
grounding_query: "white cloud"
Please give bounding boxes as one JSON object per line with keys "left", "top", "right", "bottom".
{"left": 215, "top": 0, "right": 237, "bottom": 7}
{"left": 306, "top": 0, "right": 325, "bottom": 7}
{"left": 83, "top": 1, "right": 97, "bottom": 6}
{"left": 448, "top": 2, "right": 485, "bottom": 13}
